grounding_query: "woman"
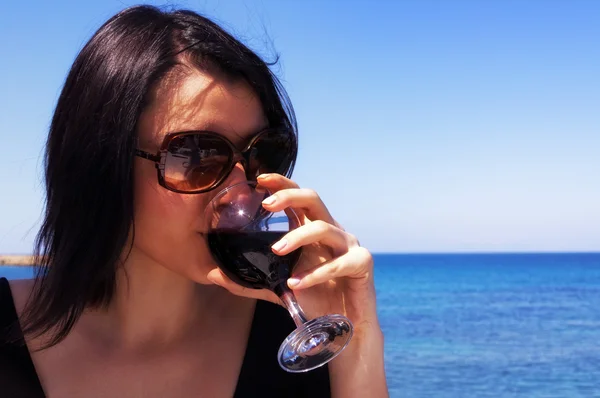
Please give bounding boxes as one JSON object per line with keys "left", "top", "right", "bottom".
{"left": 0, "top": 5, "right": 388, "bottom": 397}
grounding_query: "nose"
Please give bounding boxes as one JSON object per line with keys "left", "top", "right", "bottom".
{"left": 222, "top": 160, "right": 249, "bottom": 188}
{"left": 213, "top": 160, "right": 254, "bottom": 204}
{"left": 207, "top": 161, "right": 265, "bottom": 231}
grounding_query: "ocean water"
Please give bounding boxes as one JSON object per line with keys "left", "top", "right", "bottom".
{"left": 374, "top": 253, "right": 600, "bottom": 398}
{"left": 2, "top": 253, "right": 600, "bottom": 397}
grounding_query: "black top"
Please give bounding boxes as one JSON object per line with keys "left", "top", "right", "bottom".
{"left": 0, "top": 277, "right": 330, "bottom": 397}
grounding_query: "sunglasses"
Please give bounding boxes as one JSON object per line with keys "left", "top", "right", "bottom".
{"left": 135, "top": 128, "right": 296, "bottom": 194}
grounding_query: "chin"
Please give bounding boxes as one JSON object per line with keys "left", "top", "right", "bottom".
{"left": 182, "top": 248, "right": 219, "bottom": 284}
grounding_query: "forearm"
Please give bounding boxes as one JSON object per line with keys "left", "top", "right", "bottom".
{"left": 328, "top": 320, "right": 389, "bottom": 398}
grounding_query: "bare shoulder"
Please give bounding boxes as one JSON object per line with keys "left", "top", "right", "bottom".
{"left": 7, "top": 279, "right": 35, "bottom": 316}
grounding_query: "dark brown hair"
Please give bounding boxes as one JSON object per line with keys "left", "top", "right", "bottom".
{"left": 22, "top": 5, "right": 297, "bottom": 348}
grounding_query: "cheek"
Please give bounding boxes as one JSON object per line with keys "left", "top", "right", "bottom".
{"left": 131, "top": 163, "right": 216, "bottom": 279}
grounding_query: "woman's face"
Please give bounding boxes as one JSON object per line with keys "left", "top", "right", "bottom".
{"left": 132, "top": 67, "right": 267, "bottom": 283}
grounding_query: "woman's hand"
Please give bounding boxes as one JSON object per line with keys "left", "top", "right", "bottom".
{"left": 207, "top": 173, "right": 388, "bottom": 397}
{"left": 207, "top": 173, "right": 377, "bottom": 329}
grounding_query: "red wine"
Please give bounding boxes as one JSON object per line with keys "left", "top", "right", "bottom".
{"left": 207, "top": 230, "right": 302, "bottom": 290}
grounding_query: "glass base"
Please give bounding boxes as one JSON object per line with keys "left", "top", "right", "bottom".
{"left": 277, "top": 314, "right": 353, "bottom": 373}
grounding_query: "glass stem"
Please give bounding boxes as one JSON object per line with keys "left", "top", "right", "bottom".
{"left": 276, "top": 284, "right": 309, "bottom": 328}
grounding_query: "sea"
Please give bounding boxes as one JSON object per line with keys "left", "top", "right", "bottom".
{"left": 2, "top": 252, "right": 600, "bottom": 398}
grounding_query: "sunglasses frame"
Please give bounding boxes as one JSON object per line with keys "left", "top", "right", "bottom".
{"left": 135, "top": 128, "right": 296, "bottom": 194}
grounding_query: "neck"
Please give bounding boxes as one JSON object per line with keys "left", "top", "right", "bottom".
{"left": 83, "top": 250, "right": 224, "bottom": 352}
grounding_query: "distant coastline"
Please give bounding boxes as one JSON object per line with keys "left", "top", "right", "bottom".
{"left": 0, "top": 255, "right": 37, "bottom": 266}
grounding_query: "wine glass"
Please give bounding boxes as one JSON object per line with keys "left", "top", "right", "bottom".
{"left": 204, "top": 181, "right": 353, "bottom": 372}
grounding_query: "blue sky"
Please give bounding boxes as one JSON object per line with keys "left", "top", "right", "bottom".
{"left": 1, "top": 0, "right": 598, "bottom": 254}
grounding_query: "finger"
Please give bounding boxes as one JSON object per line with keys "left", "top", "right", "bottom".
{"left": 287, "top": 247, "right": 374, "bottom": 290}
{"left": 207, "top": 268, "right": 281, "bottom": 305}
{"left": 258, "top": 173, "right": 345, "bottom": 230}
{"left": 257, "top": 174, "right": 309, "bottom": 221}
{"left": 262, "top": 188, "right": 335, "bottom": 225}
{"left": 257, "top": 173, "right": 299, "bottom": 190}
{"left": 272, "top": 220, "right": 349, "bottom": 257}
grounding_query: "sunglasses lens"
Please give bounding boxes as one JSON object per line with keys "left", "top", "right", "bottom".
{"left": 247, "top": 131, "right": 295, "bottom": 179}
{"left": 161, "top": 130, "right": 295, "bottom": 193}
{"left": 164, "top": 134, "right": 231, "bottom": 192}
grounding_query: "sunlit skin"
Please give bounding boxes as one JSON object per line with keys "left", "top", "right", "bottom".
{"left": 11, "top": 63, "right": 388, "bottom": 397}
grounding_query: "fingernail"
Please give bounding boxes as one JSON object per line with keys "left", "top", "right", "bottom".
{"left": 257, "top": 173, "right": 270, "bottom": 180}
{"left": 271, "top": 239, "right": 287, "bottom": 251}
{"left": 288, "top": 277, "right": 300, "bottom": 287}
{"left": 262, "top": 195, "right": 276, "bottom": 205}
